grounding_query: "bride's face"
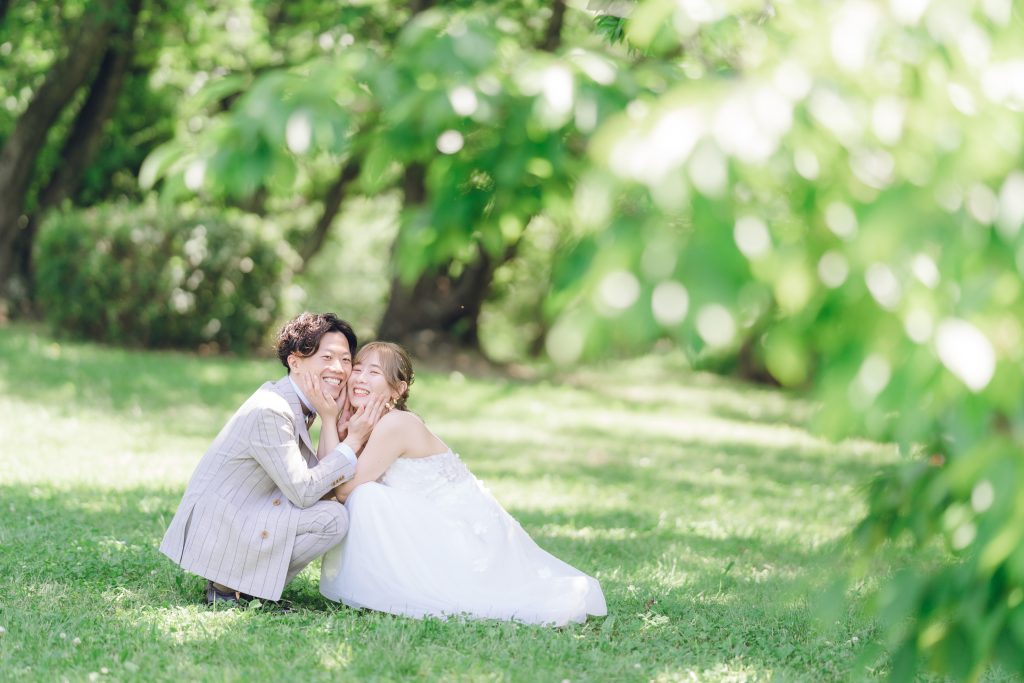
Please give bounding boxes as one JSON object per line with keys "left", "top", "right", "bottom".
{"left": 348, "top": 350, "right": 397, "bottom": 407}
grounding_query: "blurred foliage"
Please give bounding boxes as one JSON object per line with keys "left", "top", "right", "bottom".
{"left": 143, "top": 7, "right": 635, "bottom": 283}
{"left": 0, "top": 0, "right": 177, "bottom": 212}
{"left": 480, "top": 214, "right": 567, "bottom": 360}
{"left": 35, "top": 201, "right": 294, "bottom": 351}
{"left": 590, "top": 1, "right": 1024, "bottom": 680}
{"left": 72, "top": 62, "right": 178, "bottom": 206}
{"left": 141, "top": 0, "right": 1024, "bottom": 678}
{"left": 0, "top": 0, "right": 1022, "bottom": 675}
{"left": 288, "top": 193, "right": 401, "bottom": 336}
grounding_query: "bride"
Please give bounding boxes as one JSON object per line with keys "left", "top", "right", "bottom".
{"left": 319, "top": 342, "right": 607, "bottom": 626}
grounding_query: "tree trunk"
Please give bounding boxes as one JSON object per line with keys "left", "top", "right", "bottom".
{"left": 41, "top": 49, "right": 137, "bottom": 209}
{"left": 376, "top": 244, "right": 508, "bottom": 353}
{"left": 10, "top": 0, "right": 141, "bottom": 311}
{"left": 0, "top": 0, "right": 119, "bottom": 303}
{"left": 376, "top": 162, "right": 490, "bottom": 350}
{"left": 374, "top": 0, "right": 569, "bottom": 353}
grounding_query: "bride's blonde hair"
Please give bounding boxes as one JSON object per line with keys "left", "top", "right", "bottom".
{"left": 355, "top": 341, "right": 415, "bottom": 410}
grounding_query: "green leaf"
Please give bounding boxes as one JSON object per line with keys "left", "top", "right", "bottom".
{"left": 360, "top": 142, "right": 399, "bottom": 193}
{"left": 192, "top": 74, "right": 248, "bottom": 110}
{"left": 138, "top": 142, "right": 187, "bottom": 190}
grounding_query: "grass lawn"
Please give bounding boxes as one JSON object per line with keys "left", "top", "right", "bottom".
{"left": 1, "top": 323, "right": 910, "bottom": 681}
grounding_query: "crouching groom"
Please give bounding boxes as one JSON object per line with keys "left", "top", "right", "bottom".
{"left": 160, "top": 312, "right": 384, "bottom": 605}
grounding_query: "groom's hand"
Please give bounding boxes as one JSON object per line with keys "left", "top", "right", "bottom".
{"left": 301, "top": 370, "right": 341, "bottom": 422}
{"left": 342, "top": 397, "right": 387, "bottom": 452}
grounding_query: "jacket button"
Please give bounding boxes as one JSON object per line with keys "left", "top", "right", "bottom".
{"left": 272, "top": 498, "right": 281, "bottom": 506}
{"left": 260, "top": 530, "right": 269, "bottom": 539}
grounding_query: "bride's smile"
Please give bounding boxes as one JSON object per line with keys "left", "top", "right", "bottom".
{"left": 348, "top": 351, "right": 398, "bottom": 407}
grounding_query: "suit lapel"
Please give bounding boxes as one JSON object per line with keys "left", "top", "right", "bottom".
{"left": 272, "top": 376, "right": 315, "bottom": 456}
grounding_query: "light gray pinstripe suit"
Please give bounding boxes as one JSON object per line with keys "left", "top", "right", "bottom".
{"left": 160, "top": 376, "right": 356, "bottom": 600}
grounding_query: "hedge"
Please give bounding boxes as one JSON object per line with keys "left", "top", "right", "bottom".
{"left": 35, "top": 201, "right": 296, "bottom": 352}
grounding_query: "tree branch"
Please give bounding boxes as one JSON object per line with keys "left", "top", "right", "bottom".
{"left": 409, "top": 0, "right": 436, "bottom": 15}
{"left": 539, "top": 0, "right": 567, "bottom": 52}
{"left": 38, "top": 0, "right": 141, "bottom": 212}
{"left": 298, "top": 159, "right": 362, "bottom": 267}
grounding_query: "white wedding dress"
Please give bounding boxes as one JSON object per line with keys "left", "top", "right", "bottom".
{"left": 319, "top": 450, "right": 607, "bottom": 626}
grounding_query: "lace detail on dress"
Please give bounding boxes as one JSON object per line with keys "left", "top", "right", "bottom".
{"left": 435, "top": 451, "right": 470, "bottom": 482}
{"left": 381, "top": 451, "right": 471, "bottom": 494}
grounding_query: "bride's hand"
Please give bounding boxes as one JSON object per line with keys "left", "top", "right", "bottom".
{"left": 343, "top": 396, "right": 387, "bottom": 451}
{"left": 336, "top": 392, "right": 353, "bottom": 440}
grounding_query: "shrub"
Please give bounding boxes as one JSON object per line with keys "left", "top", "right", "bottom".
{"left": 34, "top": 200, "right": 297, "bottom": 352}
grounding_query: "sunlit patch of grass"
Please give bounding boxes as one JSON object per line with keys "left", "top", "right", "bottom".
{"left": 0, "top": 323, "right": 937, "bottom": 681}
{"left": 142, "top": 607, "right": 254, "bottom": 645}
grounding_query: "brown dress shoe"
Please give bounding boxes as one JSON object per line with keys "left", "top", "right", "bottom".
{"left": 204, "top": 580, "right": 254, "bottom": 606}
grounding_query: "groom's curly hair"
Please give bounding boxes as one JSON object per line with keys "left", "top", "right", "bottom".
{"left": 276, "top": 312, "right": 357, "bottom": 371}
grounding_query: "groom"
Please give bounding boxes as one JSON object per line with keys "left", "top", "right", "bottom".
{"left": 160, "top": 312, "right": 379, "bottom": 605}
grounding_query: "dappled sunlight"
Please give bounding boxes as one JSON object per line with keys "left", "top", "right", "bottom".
{"left": 99, "top": 585, "right": 153, "bottom": 612}
{"left": 316, "top": 642, "right": 354, "bottom": 672}
{"left": 445, "top": 405, "right": 826, "bottom": 455}
{"left": 559, "top": 407, "right": 824, "bottom": 452}
{"left": 535, "top": 523, "right": 640, "bottom": 542}
{"left": 195, "top": 364, "right": 233, "bottom": 384}
{"left": 567, "top": 359, "right": 818, "bottom": 425}
{"left": 489, "top": 478, "right": 622, "bottom": 515}
{"left": 1, "top": 326, "right": 906, "bottom": 681}
{"left": 0, "top": 328, "right": 273, "bottom": 422}
{"left": 651, "top": 664, "right": 770, "bottom": 683}
{"left": 4, "top": 0, "right": 1020, "bottom": 670}
{"left": 1, "top": 396, "right": 210, "bottom": 488}
{"left": 141, "top": 605, "right": 250, "bottom": 645}
{"left": 16, "top": 580, "right": 75, "bottom": 604}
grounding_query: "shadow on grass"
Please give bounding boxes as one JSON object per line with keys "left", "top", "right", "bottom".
{"left": 562, "top": 358, "right": 818, "bottom": 430}
{"left": 461, "top": 429, "right": 882, "bottom": 506}
{"left": 0, "top": 325, "right": 890, "bottom": 679}
{"left": 1, "top": 482, "right": 875, "bottom": 681}
{"left": 0, "top": 324, "right": 814, "bottom": 434}
{"left": 0, "top": 325, "right": 274, "bottom": 416}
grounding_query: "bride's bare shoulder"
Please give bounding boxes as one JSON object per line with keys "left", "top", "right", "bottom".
{"left": 378, "top": 409, "right": 427, "bottom": 431}
{"left": 382, "top": 410, "right": 447, "bottom": 455}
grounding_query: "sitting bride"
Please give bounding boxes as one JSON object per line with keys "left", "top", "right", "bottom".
{"left": 319, "top": 341, "right": 607, "bottom": 626}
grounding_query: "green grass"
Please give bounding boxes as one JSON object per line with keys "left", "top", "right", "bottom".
{"left": 1, "top": 323, "right": 905, "bottom": 681}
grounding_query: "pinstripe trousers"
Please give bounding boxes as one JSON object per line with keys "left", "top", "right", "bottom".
{"left": 286, "top": 500, "right": 350, "bottom": 583}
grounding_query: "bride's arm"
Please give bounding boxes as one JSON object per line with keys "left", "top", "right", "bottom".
{"left": 333, "top": 414, "right": 406, "bottom": 502}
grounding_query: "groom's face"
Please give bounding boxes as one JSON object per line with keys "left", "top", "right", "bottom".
{"left": 288, "top": 332, "right": 352, "bottom": 400}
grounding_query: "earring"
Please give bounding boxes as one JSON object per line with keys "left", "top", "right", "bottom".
{"left": 385, "top": 399, "right": 396, "bottom": 410}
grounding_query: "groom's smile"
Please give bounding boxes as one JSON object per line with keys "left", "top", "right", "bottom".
{"left": 319, "top": 372, "right": 347, "bottom": 399}
{"left": 287, "top": 331, "right": 353, "bottom": 401}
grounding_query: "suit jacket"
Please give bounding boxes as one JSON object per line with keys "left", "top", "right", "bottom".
{"left": 160, "top": 376, "right": 355, "bottom": 600}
